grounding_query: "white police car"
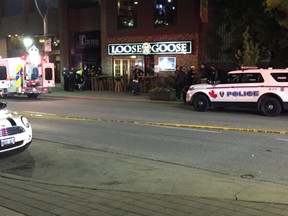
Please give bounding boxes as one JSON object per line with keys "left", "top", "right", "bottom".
{"left": 0, "top": 101, "right": 32, "bottom": 157}
{"left": 186, "top": 68, "right": 288, "bottom": 116}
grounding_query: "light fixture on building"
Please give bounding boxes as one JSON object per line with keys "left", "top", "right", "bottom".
{"left": 39, "top": 37, "right": 45, "bottom": 43}
{"left": 52, "top": 37, "right": 60, "bottom": 47}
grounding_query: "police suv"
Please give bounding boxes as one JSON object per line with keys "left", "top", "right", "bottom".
{"left": 185, "top": 68, "right": 288, "bottom": 116}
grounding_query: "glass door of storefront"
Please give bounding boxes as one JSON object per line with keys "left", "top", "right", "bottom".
{"left": 113, "top": 57, "right": 144, "bottom": 80}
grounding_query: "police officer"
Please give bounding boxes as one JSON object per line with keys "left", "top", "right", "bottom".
{"left": 208, "top": 65, "right": 218, "bottom": 84}
{"left": 183, "top": 65, "right": 197, "bottom": 103}
{"left": 76, "top": 68, "right": 83, "bottom": 77}
{"left": 75, "top": 67, "right": 85, "bottom": 90}
{"left": 68, "top": 67, "right": 76, "bottom": 92}
{"left": 175, "top": 65, "right": 186, "bottom": 99}
{"left": 62, "top": 67, "right": 69, "bottom": 91}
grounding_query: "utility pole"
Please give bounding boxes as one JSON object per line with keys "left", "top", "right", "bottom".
{"left": 34, "top": 0, "right": 51, "bottom": 62}
{"left": 34, "top": 0, "right": 53, "bottom": 92}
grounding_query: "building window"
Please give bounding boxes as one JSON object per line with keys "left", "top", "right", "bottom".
{"left": 117, "top": 0, "right": 138, "bottom": 29}
{"left": 3, "top": 0, "right": 22, "bottom": 16}
{"left": 154, "top": 0, "right": 177, "bottom": 27}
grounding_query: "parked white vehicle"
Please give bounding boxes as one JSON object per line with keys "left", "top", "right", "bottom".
{"left": 0, "top": 101, "right": 32, "bottom": 157}
{"left": 185, "top": 68, "right": 288, "bottom": 116}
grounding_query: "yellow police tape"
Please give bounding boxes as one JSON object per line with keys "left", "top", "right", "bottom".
{"left": 24, "top": 113, "right": 288, "bottom": 135}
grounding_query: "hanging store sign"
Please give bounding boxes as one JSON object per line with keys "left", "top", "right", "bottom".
{"left": 108, "top": 41, "right": 192, "bottom": 55}
{"left": 44, "top": 38, "right": 52, "bottom": 52}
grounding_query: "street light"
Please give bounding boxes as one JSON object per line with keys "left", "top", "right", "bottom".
{"left": 23, "top": 37, "right": 33, "bottom": 48}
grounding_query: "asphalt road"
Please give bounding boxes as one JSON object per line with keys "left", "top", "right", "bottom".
{"left": 1, "top": 93, "right": 288, "bottom": 215}
{"left": 3, "top": 96, "right": 288, "bottom": 185}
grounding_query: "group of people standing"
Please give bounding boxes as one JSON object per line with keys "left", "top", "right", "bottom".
{"left": 175, "top": 63, "right": 218, "bottom": 101}
{"left": 61, "top": 63, "right": 217, "bottom": 98}
{"left": 131, "top": 63, "right": 218, "bottom": 98}
{"left": 62, "top": 67, "right": 86, "bottom": 92}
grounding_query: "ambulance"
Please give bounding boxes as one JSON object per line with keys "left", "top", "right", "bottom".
{"left": 0, "top": 46, "right": 55, "bottom": 98}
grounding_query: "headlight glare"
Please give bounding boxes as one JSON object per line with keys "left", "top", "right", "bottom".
{"left": 21, "top": 116, "right": 30, "bottom": 128}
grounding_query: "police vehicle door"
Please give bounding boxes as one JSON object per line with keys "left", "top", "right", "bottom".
{"left": 207, "top": 73, "right": 243, "bottom": 103}
{"left": 236, "top": 73, "right": 263, "bottom": 103}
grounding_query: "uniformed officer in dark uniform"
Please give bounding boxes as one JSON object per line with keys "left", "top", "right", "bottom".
{"left": 68, "top": 67, "right": 76, "bottom": 92}
{"left": 62, "top": 67, "right": 69, "bottom": 91}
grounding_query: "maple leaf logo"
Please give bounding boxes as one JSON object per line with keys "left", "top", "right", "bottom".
{"left": 209, "top": 90, "right": 217, "bottom": 99}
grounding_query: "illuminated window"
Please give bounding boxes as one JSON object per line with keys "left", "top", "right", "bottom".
{"left": 117, "top": 0, "right": 138, "bottom": 29}
{"left": 154, "top": 0, "right": 177, "bottom": 27}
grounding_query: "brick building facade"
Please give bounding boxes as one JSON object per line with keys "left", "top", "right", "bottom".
{"left": 0, "top": 0, "right": 204, "bottom": 89}
{"left": 100, "top": 0, "right": 202, "bottom": 78}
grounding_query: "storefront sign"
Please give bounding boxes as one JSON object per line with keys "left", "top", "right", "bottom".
{"left": 75, "top": 31, "right": 100, "bottom": 50}
{"left": 79, "top": 35, "right": 99, "bottom": 47}
{"left": 108, "top": 41, "right": 192, "bottom": 55}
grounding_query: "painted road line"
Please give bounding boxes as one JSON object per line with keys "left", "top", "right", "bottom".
{"left": 23, "top": 111, "right": 57, "bottom": 116}
{"left": 22, "top": 113, "right": 288, "bottom": 135}
{"left": 146, "top": 124, "right": 221, "bottom": 133}
{"left": 137, "top": 121, "right": 288, "bottom": 135}
{"left": 276, "top": 138, "right": 288, "bottom": 142}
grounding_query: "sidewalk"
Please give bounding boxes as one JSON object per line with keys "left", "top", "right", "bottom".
{"left": 42, "top": 86, "right": 177, "bottom": 104}
{"left": 1, "top": 87, "right": 288, "bottom": 216}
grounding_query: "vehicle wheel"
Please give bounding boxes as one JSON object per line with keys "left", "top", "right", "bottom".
{"left": 27, "top": 94, "right": 39, "bottom": 98}
{"left": 192, "top": 95, "right": 209, "bottom": 111}
{"left": 260, "top": 97, "right": 282, "bottom": 116}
